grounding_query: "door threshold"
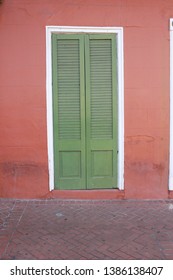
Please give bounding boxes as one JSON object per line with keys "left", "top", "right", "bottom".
{"left": 47, "top": 189, "right": 125, "bottom": 199}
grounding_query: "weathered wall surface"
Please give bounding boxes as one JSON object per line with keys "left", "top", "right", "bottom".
{"left": 0, "top": 0, "right": 172, "bottom": 198}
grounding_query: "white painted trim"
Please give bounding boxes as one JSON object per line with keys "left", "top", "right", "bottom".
{"left": 169, "top": 19, "right": 173, "bottom": 190}
{"left": 46, "top": 27, "right": 54, "bottom": 191}
{"left": 46, "top": 26, "right": 124, "bottom": 191}
{"left": 117, "top": 28, "right": 124, "bottom": 190}
{"left": 170, "top": 19, "right": 173, "bottom": 31}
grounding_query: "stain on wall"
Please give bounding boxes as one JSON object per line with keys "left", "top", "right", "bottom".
{"left": 0, "top": 161, "right": 46, "bottom": 177}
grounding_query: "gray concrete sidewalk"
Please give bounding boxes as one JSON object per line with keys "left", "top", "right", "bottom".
{"left": 0, "top": 199, "right": 173, "bottom": 259}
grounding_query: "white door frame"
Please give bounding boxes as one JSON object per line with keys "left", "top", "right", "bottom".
{"left": 169, "top": 19, "right": 173, "bottom": 190}
{"left": 46, "top": 26, "right": 124, "bottom": 191}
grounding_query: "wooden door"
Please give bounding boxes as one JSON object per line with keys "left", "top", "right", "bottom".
{"left": 52, "top": 33, "right": 118, "bottom": 190}
{"left": 85, "top": 34, "right": 118, "bottom": 189}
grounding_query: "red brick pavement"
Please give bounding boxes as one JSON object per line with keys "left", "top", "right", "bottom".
{"left": 0, "top": 199, "right": 173, "bottom": 260}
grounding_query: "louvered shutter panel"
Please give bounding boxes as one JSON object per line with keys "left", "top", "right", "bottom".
{"left": 85, "top": 34, "right": 118, "bottom": 189}
{"left": 52, "top": 34, "right": 86, "bottom": 189}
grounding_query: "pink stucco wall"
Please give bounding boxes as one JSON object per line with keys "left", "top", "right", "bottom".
{"left": 0, "top": 0, "right": 172, "bottom": 199}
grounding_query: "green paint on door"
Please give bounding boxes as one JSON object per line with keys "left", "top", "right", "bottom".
{"left": 52, "top": 33, "right": 118, "bottom": 190}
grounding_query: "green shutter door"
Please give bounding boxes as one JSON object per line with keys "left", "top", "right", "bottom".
{"left": 85, "top": 34, "right": 118, "bottom": 189}
{"left": 52, "top": 33, "right": 118, "bottom": 190}
{"left": 52, "top": 34, "right": 86, "bottom": 189}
